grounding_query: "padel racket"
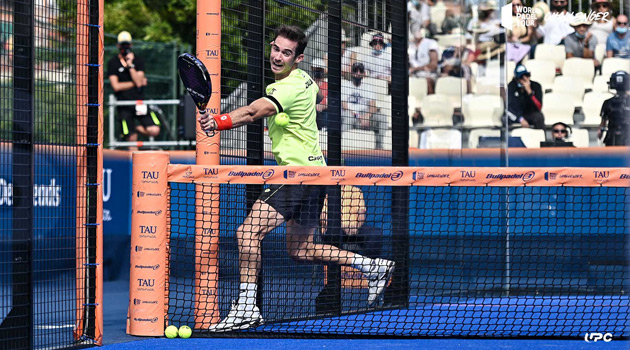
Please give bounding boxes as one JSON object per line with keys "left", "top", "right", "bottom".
{"left": 177, "top": 53, "right": 213, "bottom": 136}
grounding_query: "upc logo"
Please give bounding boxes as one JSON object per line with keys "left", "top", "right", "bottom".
{"left": 584, "top": 333, "right": 613, "bottom": 342}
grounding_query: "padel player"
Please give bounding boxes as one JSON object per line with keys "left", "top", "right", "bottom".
{"left": 198, "top": 25, "right": 395, "bottom": 332}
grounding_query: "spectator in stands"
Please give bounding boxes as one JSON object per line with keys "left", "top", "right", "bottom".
{"left": 440, "top": 40, "right": 475, "bottom": 92}
{"left": 363, "top": 33, "right": 391, "bottom": 83}
{"left": 341, "top": 62, "right": 387, "bottom": 149}
{"left": 507, "top": 64, "right": 545, "bottom": 129}
{"left": 509, "top": 0, "right": 546, "bottom": 59}
{"left": 325, "top": 29, "right": 355, "bottom": 80}
{"left": 590, "top": 0, "right": 615, "bottom": 45}
{"left": 408, "top": 0, "right": 431, "bottom": 36}
{"left": 441, "top": 9, "right": 461, "bottom": 34}
{"left": 550, "top": 122, "right": 571, "bottom": 142}
{"left": 606, "top": 14, "right": 630, "bottom": 58}
{"left": 320, "top": 185, "right": 383, "bottom": 259}
{"left": 0, "top": 2, "right": 12, "bottom": 79}
{"left": 408, "top": 29, "right": 439, "bottom": 94}
{"left": 107, "top": 31, "right": 159, "bottom": 149}
{"left": 540, "top": 0, "right": 574, "bottom": 45}
{"left": 468, "top": 0, "right": 504, "bottom": 62}
{"left": 565, "top": 18, "right": 600, "bottom": 67}
{"left": 598, "top": 71, "right": 630, "bottom": 145}
{"left": 312, "top": 58, "right": 328, "bottom": 130}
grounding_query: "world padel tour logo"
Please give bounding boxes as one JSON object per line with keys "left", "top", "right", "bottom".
{"left": 501, "top": 4, "right": 610, "bottom": 29}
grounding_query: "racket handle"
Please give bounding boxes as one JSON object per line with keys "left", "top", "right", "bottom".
{"left": 198, "top": 109, "right": 215, "bottom": 137}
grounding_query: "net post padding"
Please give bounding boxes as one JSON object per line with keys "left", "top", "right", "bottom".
{"left": 194, "top": 0, "right": 222, "bottom": 328}
{"left": 127, "top": 152, "right": 170, "bottom": 336}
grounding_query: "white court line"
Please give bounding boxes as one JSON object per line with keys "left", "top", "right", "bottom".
{"left": 35, "top": 324, "right": 75, "bottom": 330}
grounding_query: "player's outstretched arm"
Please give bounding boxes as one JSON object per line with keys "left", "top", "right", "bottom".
{"left": 198, "top": 98, "right": 277, "bottom": 132}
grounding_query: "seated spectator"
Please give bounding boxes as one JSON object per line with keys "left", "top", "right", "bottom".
{"left": 550, "top": 122, "right": 572, "bottom": 142}
{"left": 312, "top": 58, "right": 329, "bottom": 130}
{"left": 606, "top": 14, "right": 630, "bottom": 58}
{"left": 507, "top": 64, "right": 546, "bottom": 129}
{"left": 468, "top": 0, "right": 504, "bottom": 61}
{"left": 440, "top": 42, "right": 475, "bottom": 92}
{"left": 363, "top": 33, "right": 392, "bottom": 83}
{"left": 590, "top": 0, "right": 615, "bottom": 45}
{"left": 408, "top": 0, "right": 431, "bottom": 36}
{"left": 441, "top": 9, "right": 461, "bottom": 34}
{"left": 540, "top": 0, "right": 575, "bottom": 45}
{"left": 324, "top": 29, "right": 355, "bottom": 80}
{"left": 408, "top": 29, "right": 439, "bottom": 93}
{"left": 565, "top": 18, "right": 600, "bottom": 67}
{"left": 341, "top": 62, "right": 388, "bottom": 149}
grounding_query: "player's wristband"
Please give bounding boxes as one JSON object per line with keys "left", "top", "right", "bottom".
{"left": 212, "top": 114, "right": 233, "bottom": 131}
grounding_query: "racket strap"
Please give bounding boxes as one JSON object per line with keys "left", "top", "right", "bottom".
{"left": 212, "top": 113, "right": 233, "bottom": 131}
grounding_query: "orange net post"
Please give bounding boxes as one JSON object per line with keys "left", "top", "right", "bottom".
{"left": 127, "top": 152, "right": 170, "bottom": 336}
{"left": 194, "top": 0, "right": 222, "bottom": 328}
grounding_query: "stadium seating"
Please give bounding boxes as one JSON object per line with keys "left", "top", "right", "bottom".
{"left": 582, "top": 91, "right": 613, "bottom": 127}
{"left": 511, "top": 127, "right": 546, "bottom": 148}
{"left": 562, "top": 58, "right": 595, "bottom": 89}
{"left": 541, "top": 92, "right": 576, "bottom": 125}
{"left": 430, "top": 1, "right": 447, "bottom": 30}
{"left": 461, "top": 94, "right": 503, "bottom": 128}
{"left": 409, "top": 95, "right": 417, "bottom": 127}
{"left": 524, "top": 59, "right": 556, "bottom": 92}
{"left": 551, "top": 76, "right": 585, "bottom": 107}
{"left": 593, "top": 75, "right": 613, "bottom": 93}
{"left": 409, "top": 76, "right": 429, "bottom": 104}
{"left": 419, "top": 94, "right": 454, "bottom": 127}
{"left": 419, "top": 128, "right": 462, "bottom": 149}
{"left": 534, "top": 43, "right": 566, "bottom": 71}
{"left": 342, "top": 129, "right": 376, "bottom": 149}
{"left": 435, "top": 76, "right": 467, "bottom": 108}
{"left": 595, "top": 43, "right": 606, "bottom": 63}
{"left": 601, "top": 57, "right": 630, "bottom": 77}
{"left": 568, "top": 128, "right": 590, "bottom": 147}
{"left": 468, "top": 128, "right": 500, "bottom": 148}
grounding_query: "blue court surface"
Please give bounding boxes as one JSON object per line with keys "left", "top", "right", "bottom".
{"left": 103, "top": 281, "right": 630, "bottom": 350}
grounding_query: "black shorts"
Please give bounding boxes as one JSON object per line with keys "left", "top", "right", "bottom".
{"left": 118, "top": 106, "right": 160, "bottom": 136}
{"left": 259, "top": 185, "right": 326, "bottom": 228}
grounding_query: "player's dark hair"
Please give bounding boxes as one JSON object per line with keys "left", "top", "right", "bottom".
{"left": 274, "top": 25, "right": 308, "bottom": 57}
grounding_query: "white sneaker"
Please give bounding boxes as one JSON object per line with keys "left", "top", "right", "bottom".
{"left": 207, "top": 301, "right": 264, "bottom": 332}
{"left": 367, "top": 258, "right": 395, "bottom": 305}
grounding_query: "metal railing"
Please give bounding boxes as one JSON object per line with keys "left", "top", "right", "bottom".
{"left": 107, "top": 94, "right": 196, "bottom": 149}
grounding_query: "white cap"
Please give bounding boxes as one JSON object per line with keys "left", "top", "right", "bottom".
{"left": 117, "top": 31, "right": 132, "bottom": 44}
{"left": 311, "top": 58, "right": 326, "bottom": 68}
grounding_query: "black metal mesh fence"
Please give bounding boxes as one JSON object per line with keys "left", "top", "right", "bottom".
{"left": 0, "top": 0, "right": 101, "bottom": 349}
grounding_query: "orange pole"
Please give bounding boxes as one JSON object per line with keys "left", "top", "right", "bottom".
{"left": 194, "top": 0, "right": 222, "bottom": 328}
{"left": 127, "top": 152, "right": 170, "bottom": 336}
{"left": 74, "top": 0, "right": 88, "bottom": 340}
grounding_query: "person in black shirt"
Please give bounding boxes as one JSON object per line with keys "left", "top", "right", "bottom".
{"left": 507, "top": 64, "right": 545, "bottom": 129}
{"left": 107, "top": 31, "right": 159, "bottom": 146}
{"left": 598, "top": 71, "right": 630, "bottom": 146}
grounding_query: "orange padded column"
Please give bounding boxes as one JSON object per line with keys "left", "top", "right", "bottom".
{"left": 194, "top": 0, "right": 221, "bottom": 328}
{"left": 127, "top": 152, "right": 169, "bottom": 336}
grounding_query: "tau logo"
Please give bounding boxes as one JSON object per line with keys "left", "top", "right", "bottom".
{"left": 137, "top": 279, "right": 155, "bottom": 287}
{"left": 206, "top": 49, "right": 219, "bottom": 56}
{"left": 207, "top": 108, "right": 219, "bottom": 114}
{"left": 204, "top": 168, "right": 218, "bottom": 175}
{"left": 140, "top": 225, "right": 157, "bottom": 234}
{"left": 141, "top": 171, "right": 159, "bottom": 180}
{"left": 460, "top": 171, "right": 476, "bottom": 178}
{"left": 331, "top": 170, "right": 346, "bottom": 177}
{"left": 202, "top": 228, "right": 213, "bottom": 236}
{"left": 593, "top": 171, "right": 610, "bottom": 179}
{"left": 584, "top": 333, "right": 613, "bottom": 342}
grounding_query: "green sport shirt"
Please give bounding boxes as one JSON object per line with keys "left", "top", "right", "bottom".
{"left": 263, "top": 68, "right": 326, "bottom": 166}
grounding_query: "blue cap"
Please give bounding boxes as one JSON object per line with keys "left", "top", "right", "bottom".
{"left": 514, "top": 64, "right": 531, "bottom": 79}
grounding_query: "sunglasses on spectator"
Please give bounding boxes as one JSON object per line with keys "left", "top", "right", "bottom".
{"left": 595, "top": 4, "right": 609, "bottom": 8}
{"left": 553, "top": 129, "right": 568, "bottom": 134}
{"left": 618, "top": 22, "right": 629, "bottom": 25}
